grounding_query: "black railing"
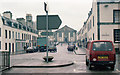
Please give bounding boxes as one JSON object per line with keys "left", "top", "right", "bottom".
{"left": 1, "top": 51, "right": 10, "bottom": 69}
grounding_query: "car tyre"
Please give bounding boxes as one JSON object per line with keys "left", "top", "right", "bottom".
{"left": 110, "top": 65, "right": 114, "bottom": 70}
{"left": 26, "top": 51, "right": 28, "bottom": 53}
{"left": 88, "top": 63, "right": 92, "bottom": 70}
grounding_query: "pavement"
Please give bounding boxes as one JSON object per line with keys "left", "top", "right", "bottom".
{"left": 12, "top": 60, "right": 74, "bottom": 68}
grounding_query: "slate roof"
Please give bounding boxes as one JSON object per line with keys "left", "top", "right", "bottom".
{"left": 55, "top": 25, "right": 77, "bottom": 32}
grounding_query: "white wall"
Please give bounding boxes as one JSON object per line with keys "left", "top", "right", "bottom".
{"left": 100, "top": 3, "right": 119, "bottom": 22}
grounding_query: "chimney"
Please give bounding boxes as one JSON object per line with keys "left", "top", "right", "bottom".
{"left": 26, "top": 14, "right": 32, "bottom": 21}
{"left": 3, "top": 11, "right": 12, "bottom": 19}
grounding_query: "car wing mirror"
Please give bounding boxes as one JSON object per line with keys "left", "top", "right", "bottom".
{"left": 75, "top": 47, "right": 78, "bottom": 50}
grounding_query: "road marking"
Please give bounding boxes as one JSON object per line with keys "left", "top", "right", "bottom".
{"left": 116, "top": 69, "right": 120, "bottom": 72}
{"left": 73, "top": 69, "right": 86, "bottom": 72}
{"left": 74, "top": 61, "right": 85, "bottom": 64}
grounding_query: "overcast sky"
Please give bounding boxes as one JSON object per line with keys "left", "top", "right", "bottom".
{"left": 0, "top": 0, "right": 93, "bottom": 31}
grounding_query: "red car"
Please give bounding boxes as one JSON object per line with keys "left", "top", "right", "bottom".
{"left": 86, "top": 40, "right": 116, "bottom": 70}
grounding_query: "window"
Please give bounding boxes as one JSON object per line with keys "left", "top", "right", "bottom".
{"left": 0, "top": 28, "right": 1, "bottom": 37}
{"left": 19, "top": 24, "right": 22, "bottom": 29}
{"left": 59, "top": 32, "right": 62, "bottom": 37}
{"left": 114, "top": 29, "right": 120, "bottom": 43}
{"left": 5, "top": 43, "right": 7, "bottom": 50}
{"left": 93, "top": 33, "right": 94, "bottom": 40}
{"left": 16, "top": 32, "right": 17, "bottom": 39}
{"left": 9, "top": 43, "right": 11, "bottom": 52}
{"left": 18, "top": 33, "right": 20, "bottom": 39}
{"left": 27, "top": 27, "right": 29, "bottom": 31}
{"left": 5, "top": 30, "right": 7, "bottom": 38}
{"left": 92, "top": 42, "right": 113, "bottom": 51}
{"left": 0, "top": 41, "right": 1, "bottom": 50}
{"left": 13, "top": 23, "right": 18, "bottom": 28}
{"left": 23, "top": 26, "right": 26, "bottom": 30}
{"left": 113, "top": 10, "right": 120, "bottom": 23}
{"left": 12, "top": 31, "right": 14, "bottom": 39}
{"left": 7, "top": 21, "right": 12, "bottom": 27}
{"left": 70, "top": 32, "right": 73, "bottom": 37}
{"left": 22, "top": 33, "right": 23, "bottom": 40}
{"left": 93, "top": 16, "right": 94, "bottom": 27}
{"left": 9, "top": 31, "right": 11, "bottom": 39}
{"left": 12, "top": 43, "right": 14, "bottom": 53}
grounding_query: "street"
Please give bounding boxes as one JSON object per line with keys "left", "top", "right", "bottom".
{"left": 2, "top": 43, "right": 119, "bottom": 74}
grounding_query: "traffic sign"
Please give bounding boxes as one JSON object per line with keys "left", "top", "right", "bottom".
{"left": 44, "top": 2, "right": 48, "bottom": 13}
{"left": 37, "top": 15, "right": 62, "bottom": 30}
{"left": 41, "top": 32, "right": 53, "bottom": 36}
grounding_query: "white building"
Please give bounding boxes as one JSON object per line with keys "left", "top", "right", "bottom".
{"left": 0, "top": 11, "right": 38, "bottom": 54}
{"left": 78, "top": 0, "right": 120, "bottom": 51}
{"left": 54, "top": 25, "right": 77, "bottom": 43}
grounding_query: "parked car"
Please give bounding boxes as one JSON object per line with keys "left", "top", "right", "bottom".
{"left": 38, "top": 46, "right": 47, "bottom": 52}
{"left": 33, "top": 46, "right": 38, "bottom": 52}
{"left": 67, "top": 43, "right": 76, "bottom": 51}
{"left": 86, "top": 40, "right": 116, "bottom": 70}
{"left": 48, "top": 45, "right": 57, "bottom": 52}
{"left": 25, "top": 46, "right": 38, "bottom": 53}
{"left": 26, "top": 47, "right": 34, "bottom": 53}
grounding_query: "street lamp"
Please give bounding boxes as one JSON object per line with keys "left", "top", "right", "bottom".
{"left": 44, "top": 2, "right": 49, "bottom": 63}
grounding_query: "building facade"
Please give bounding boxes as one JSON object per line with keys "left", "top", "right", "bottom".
{"left": 78, "top": 0, "right": 120, "bottom": 51}
{"left": 54, "top": 25, "right": 77, "bottom": 43}
{"left": 0, "top": 11, "right": 38, "bottom": 54}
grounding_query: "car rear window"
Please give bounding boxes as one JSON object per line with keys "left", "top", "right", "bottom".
{"left": 92, "top": 42, "right": 113, "bottom": 51}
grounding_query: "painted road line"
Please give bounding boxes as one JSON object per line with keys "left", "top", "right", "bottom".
{"left": 116, "top": 69, "right": 120, "bottom": 72}
{"left": 73, "top": 69, "right": 86, "bottom": 73}
{"left": 74, "top": 61, "right": 85, "bottom": 64}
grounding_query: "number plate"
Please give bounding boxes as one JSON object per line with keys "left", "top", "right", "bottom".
{"left": 98, "top": 56, "right": 108, "bottom": 59}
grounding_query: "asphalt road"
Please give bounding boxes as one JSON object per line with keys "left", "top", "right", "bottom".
{"left": 2, "top": 43, "right": 120, "bottom": 74}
